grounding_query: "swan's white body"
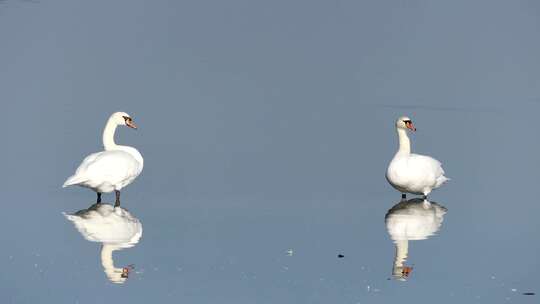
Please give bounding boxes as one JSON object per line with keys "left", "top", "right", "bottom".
{"left": 63, "top": 112, "right": 143, "bottom": 193}
{"left": 64, "top": 203, "right": 142, "bottom": 284}
{"left": 386, "top": 117, "right": 448, "bottom": 196}
{"left": 385, "top": 198, "right": 447, "bottom": 280}
{"left": 385, "top": 199, "right": 447, "bottom": 242}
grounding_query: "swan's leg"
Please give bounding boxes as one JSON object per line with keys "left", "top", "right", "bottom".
{"left": 422, "top": 189, "right": 431, "bottom": 200}
{"left": 114, "top": 190, "right": 121, "bottom": 207}
{"left": 401, "top": 193, "right": 406, "bottom": 199}
{"left": 96, "top": 193, "right": 102, "bottom": 204}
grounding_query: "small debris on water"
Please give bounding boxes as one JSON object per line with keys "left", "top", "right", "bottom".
{"left": 522, "top": 292, "right": 535, "bottom": 296}
{"left": 338, "top": 254, "right": 344, "bottom": 258}
{"left": 511, "top": 288, "right": 517, "bottom": 292}
{"left": 286, "top": 249, "right": 294, "bottom": 256}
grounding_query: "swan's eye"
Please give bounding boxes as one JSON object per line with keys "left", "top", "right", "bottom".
{"left": 403, "top": 120, "right": 411, "bottom": 124}
{"left": 122, "top": 116, "right": 132, "bottom": 123}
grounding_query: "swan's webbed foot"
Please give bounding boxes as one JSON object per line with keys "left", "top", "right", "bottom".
{"left": 96, "top": 193, "right": 102, "bottom": 204}
{"left": 422, "top": 194, "right": 428, "bottom": 200}
{"left": 114, "top": 190, "right": 121, "bottom": 207}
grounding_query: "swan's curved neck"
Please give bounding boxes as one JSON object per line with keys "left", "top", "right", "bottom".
{"left": 396, "top": 128, "right": 411, "bottom": 155}
{"left": 101, "top": 244, "right": 125, "bottom": 284}
{"left": 394, "top": 240, "right": 409, "bottom": 268}
{"left": 392, "top": 240, "right": 409, "bottom": 277}
{"left": 101, "top": 244, "right": 115, "bottom": 270}
{"left": 103, "top": 118, "right": 119, "bottom": 151}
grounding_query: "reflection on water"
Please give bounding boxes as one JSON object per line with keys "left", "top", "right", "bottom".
{"left": 385, "top": 198, "right": 447, "bottom": 281}
{"left": 64, "top": 203, "right": 142, "bottom": 284}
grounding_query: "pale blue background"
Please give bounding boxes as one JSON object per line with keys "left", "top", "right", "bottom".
{"left": 1, "top": 0, "right": 539, "bottom": 303}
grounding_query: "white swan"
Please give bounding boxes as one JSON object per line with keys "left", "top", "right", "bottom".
{"left": 63, "top": 112, "right": 143, "bottom": 206}
{"left": 64, "top": 203, "right": 142, "bottom": 284}
{"left": 385, "top": 198, "right": 447, "bottom": 280}
{"left": 386, "top": 116, "right": 449, "bottom": 198}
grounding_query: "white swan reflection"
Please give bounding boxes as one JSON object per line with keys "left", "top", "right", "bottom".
{"left": 385, "top": 198, "right": 447, "bottom": 280}
{"left": 64, "top": 203, "right": 142, "bottom": 284}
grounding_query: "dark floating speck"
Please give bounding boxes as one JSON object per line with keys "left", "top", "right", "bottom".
{"left": 337, "top": 254, "right": 344, "bottom": 258}
{"left": 522, "top": 292, "right": 535, "bottom": 296}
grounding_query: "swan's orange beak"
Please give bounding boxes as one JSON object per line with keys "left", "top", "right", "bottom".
{"left": 121, "top": 267, "right": 130, "bottom": 278}
{"left": 405, "top": 121, "right": 416, "bottom": 131}
{"left": 126, "top": 120, "right": 138, "bottom": 129}
{"left": 402, "top": 266, "right": 413, "bottom": 277}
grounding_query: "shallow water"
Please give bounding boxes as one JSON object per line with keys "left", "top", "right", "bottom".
{"left": 2, "top": 0, "right": 540, "bottom": 303}
{"left": 5, "top": 143, "right": 540, "bottom": 304}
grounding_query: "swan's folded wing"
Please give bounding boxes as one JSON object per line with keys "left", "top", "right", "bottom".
{"left": 407, "top": 154, "right": 446, "bottom": 182}
{"left": 74, "top": 152, "right": 103, "bottom": 172}
{"left": 63, "top": 152, "right": 103, "bottom": 186}
{"left": 82, "top": 151, "right": 140, "bottom": 182}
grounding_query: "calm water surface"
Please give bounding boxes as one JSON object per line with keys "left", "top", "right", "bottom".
{"left": 2, "top": 0, "right": 540, "bottom": 303}
{"left": 4, "top": 105, "right": 540, "bottom": 303}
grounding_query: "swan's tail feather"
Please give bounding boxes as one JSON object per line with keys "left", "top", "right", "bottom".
{"left": 62, "top": 212, "right": 76, "bottom": 221}
{"left": 435, "top": 175, "right": 450, "bottom": 188}
{"left": 62, "top": 212, "right": 82, "bottom": 226}
{"left": 63, "top": 175, "right": 87, "bottom": 188}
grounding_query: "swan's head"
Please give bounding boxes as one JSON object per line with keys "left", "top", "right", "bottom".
{"left": 111, "top": 112, "right": 137, "bottom": 129}
{"left": 104, "top": 264, "right": 133, "bottom": 284}
{"left": 396, "top": 116, "right": 416, "bottom": 132}
{"left": 393, "top": 265, "right": 413, "bottom": 281}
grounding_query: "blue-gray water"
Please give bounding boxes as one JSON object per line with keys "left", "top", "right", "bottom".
{"left": 1, "top": 0, "right": 540, "bottom": 303}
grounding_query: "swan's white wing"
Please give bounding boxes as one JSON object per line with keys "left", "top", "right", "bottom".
{"left": 407, "top": 154, "right": 448, "bottom": 187}
{"left": 63, "top": 152, "right": 103, "bottom": 186}
{"left": 85, "top": 151, "right": 138, "bottom": 177}
{"left": 408, "top": 154, "right": 443, "bottom": 172}
{"left": 63, "top": 151, "right": 141, "bottom": 189}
